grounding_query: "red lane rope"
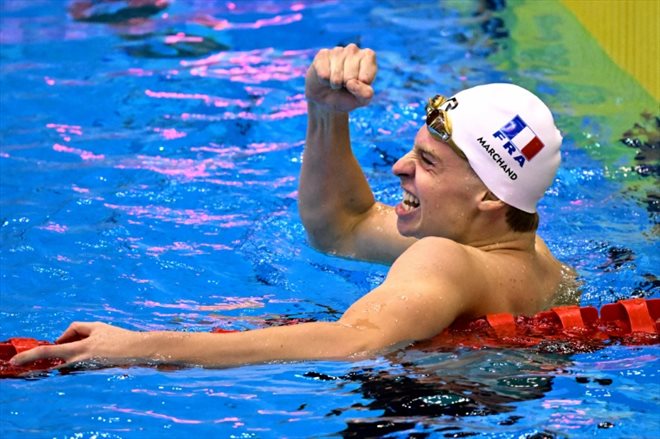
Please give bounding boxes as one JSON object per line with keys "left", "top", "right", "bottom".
{"left": 2, "top": 299, "right": 658, "bottom": 377}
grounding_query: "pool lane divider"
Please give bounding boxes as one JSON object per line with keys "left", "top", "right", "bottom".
{"left": 1, "top": 298, "right": 658, "bottom": 378}
{"left": 0, "top": 339, "right": 65, "bottom": 378}
{"left": 418, "top": 298, "right": 659, "bottom": 351}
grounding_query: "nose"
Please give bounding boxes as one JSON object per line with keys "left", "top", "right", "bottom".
{"left": 392, "top": 152, "right": 414, "bottom": 178}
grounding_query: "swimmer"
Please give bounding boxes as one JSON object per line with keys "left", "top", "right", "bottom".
{"left": 11, "top": 45, "right": 572, "bottom": 369}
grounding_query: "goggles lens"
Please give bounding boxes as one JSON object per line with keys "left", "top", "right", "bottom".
{"left": 425, "top": 95, "right": 452, "bottom": 141}
{"left": 425, "top": 94, "right": 467, "bottom": 160}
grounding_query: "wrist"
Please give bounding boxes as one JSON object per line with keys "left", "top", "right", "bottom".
{"left": 307, "top": 101, "right": 350, "bottom": 130}
{"left": 135, "top": 331, "right": 172, "bottom": 363}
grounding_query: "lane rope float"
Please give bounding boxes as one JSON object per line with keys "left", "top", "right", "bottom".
{"left": 2, "top": 298, "right": 658, "bottom": 378}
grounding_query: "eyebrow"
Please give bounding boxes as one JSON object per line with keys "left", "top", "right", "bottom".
{"left": 421, "top": 136, "right": 468, "bottom": 162}
{"left": 414, "top": 144, "right": 440, "bottom": 161}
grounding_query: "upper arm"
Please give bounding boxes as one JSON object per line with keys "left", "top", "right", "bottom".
{"left": 337, "top": 238, "right": 476, "bottom": 350}
{"left": 331, "top": 202, "right": 417, "bottom": 264}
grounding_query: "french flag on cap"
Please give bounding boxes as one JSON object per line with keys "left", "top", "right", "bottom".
{"left": 497, "top": 115, "right": 545, "bottom": 160}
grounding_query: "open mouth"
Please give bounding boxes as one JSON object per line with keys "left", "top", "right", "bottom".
{"left": 402, "top": 190, "right": 420, "bottom": 211}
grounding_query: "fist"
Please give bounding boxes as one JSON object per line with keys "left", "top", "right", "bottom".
{"left": 305, "top": 44, "right": 377, "bottom": 113}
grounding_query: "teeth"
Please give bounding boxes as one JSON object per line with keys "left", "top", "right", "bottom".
{"left": 402, "top": 190, "right": 420, "bottom": 210}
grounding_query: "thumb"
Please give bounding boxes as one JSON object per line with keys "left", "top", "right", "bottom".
{"left": 56, "top": 321, "right": 96, "bottom": 344}
{"left": 345, "top": 79, "right": 374, "bottom": 105}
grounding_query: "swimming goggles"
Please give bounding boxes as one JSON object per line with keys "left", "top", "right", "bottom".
{"left": 425, "top": 94, "right": 467, "bottom": 160}
{"left": 425, "top": 95, "right": 453, "bottom": 141}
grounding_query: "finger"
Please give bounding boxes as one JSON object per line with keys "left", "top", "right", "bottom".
{"left": 343, "top": 46, "right": 362, "bottom": 83}
{"left": 56, "top": 321, "right": 96, "bottom": 344}
{"left": 357, "top": 48, "right": 377, "bottom": 84}
{"left": 10, "top": 343, "right": 77, "bottom": 366}
{"left": 311, "top": 48, "right": 330, "bottom": 85}
{"left": 329, "top": 46, "right": 346, "bottom": 90}
{"left": 345, "top": 79, "right": 374, "bottom": 105}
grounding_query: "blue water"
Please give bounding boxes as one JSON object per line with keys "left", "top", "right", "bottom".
{"left": 1, "top": 0, "right": 658, "bottom": 437}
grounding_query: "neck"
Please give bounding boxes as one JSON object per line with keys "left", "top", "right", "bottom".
{"left": 467, "top": 231, "right": 537, "bottom": 253}
{"left": 461, "top": 217, "right": 537, "bottom": 253}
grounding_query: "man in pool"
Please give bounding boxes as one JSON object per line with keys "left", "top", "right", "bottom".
{"left": 11, "top": 45, "right": 569, "bottom": 369}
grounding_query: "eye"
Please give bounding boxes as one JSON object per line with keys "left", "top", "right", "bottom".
{"left": 420, "top": 153, "right": 434, "bottom": 166}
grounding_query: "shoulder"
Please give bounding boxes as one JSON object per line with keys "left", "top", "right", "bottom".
{"left": 386, "top": 237, "right": 484, "bottom": 292}
{"left": 391, "top": 237, "right": 476, "bottom": 273}
{"left": 340, "top": 237, "right": 485, "bottom": 344}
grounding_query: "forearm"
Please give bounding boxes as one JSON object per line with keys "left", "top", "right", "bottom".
{"left": 141, "top": 322, "right": 376, "bottom": 368}
{"left": 299, "top": 102, "right": 376, "bottom": 249}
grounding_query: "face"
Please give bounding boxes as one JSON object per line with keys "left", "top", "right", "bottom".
{"left": 392, "top": 126, "right": 486, "bottom": 241}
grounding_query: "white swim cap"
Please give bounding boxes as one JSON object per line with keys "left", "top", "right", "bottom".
{"left": 426, "top": 83, "right": 562, "bottom": 213}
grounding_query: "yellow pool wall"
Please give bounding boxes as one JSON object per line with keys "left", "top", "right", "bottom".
{"left": 562, "top": 0, "right": 659, "bottom": 102}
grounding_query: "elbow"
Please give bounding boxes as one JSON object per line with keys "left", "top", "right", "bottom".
{"left": 299, "top": 209, "right": 345, "bottom": 253}
{"left": 305, "top": 229, "right": 339, "bottom": 254}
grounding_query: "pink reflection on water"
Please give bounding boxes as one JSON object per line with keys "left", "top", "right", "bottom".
{"left": 39, "top": 222, "right": 69, "bottom": 233}
{"left": 164, "top": 32, "right": 204, "bottom": 44}
{"left": 591, "top": 354, "right": 657, "bottom": 370}
{"left": 115, "top": 154, "right": 234, "bottom": 179}
{"left": 180, "top": 110, "right": 255, "bottom": 121}
{"left": 179, "top": 98, "right": 306, "bottom": 122}
{"left": 53, "top": 143, "right": 105, "bottom": 161}
{"left": 244, "top": 85, "right": 272, "bottom": 96}
{"left": 71, "top": 185, "right": 90, "bottom": 194}
{"left": 106, "top": 405, "right": 203, "bottom": 425}
{"left": 132, "top": 388, "right": 194, "bottom": 397}
{"left": 145, "top": 89, "right": 260, "bottom": 108}
{"left": 257, "top": 409, "right": 311, "bottom": 416}
{"left": 119, "top": 274, "right": 151, "bottom": 284}
{"left": 191, "top": 63, "right": 306, "bottom": 84}
{"left": 182, "top": 48, "right": 313, "bottom": 85}
{"left": 203, "top": 175, "right": 295, "bottom": 190}
{"left": 104, "top": 202, "right": 248, "bottom": 227}
{"left": 47, "top": 123, "right": 83, "bottom": 136}
{"left": 153, "top": 127, "right": 187, "bottom": 140}
{"left": 542, "top": 399, "right": 582, "bottom": 409}
{"left": 47, "top": 123, "right": 83, "bottom": 142}
{"left": 266, "top": 98, "right": 307, "bottom": 120}
{"left": 43, "top": 76, "right": 93, "bottom": 87}
{"left": 126, "top": 67, "right": 155, "bottom": 77}
{"left": 541, "top": 400, "right": 593, "bottom": 430}
{"left": 191, "top": 140, "right": 303, "bottom": 157}
{"left": 194, "top": 12, "right": 302, "bottom": 31}
{"left": 101, "top": 304, "right": 132, "bottom": 316}
{"left": 136, "top": 297, "right": 266, "bottom": 311}
{"left": 211, "top": 0, "right": 326, "bottom": 14}
{"left": 146, "top": 241, "right": 232, "bottom": 256}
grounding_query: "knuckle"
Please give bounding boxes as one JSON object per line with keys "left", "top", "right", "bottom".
{"left": 313, "top": 49, "right": 328, "bottom": 63}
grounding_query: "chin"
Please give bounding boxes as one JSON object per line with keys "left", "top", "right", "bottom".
{"left": 396, "top": 222, "right": 421, "bottom": 239}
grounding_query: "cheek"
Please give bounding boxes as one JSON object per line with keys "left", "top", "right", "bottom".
{"left": 424, "top": 181, "right": 475, "bottom": 213}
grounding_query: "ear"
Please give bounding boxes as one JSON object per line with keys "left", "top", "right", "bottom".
{"left": 477, "top": 190, "right": 507, "bottom": 212}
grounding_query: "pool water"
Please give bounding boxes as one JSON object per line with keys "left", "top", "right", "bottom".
{"left": 1, "top": 0, "right": 658, "bottom": 437}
